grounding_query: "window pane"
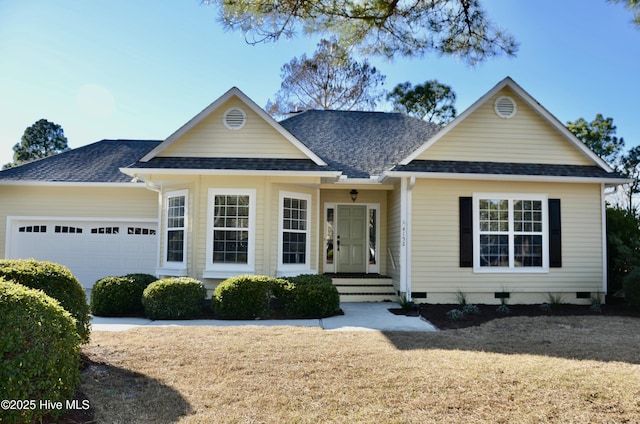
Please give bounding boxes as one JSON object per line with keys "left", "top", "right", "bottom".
{"left": 167, "top": 194, "right": 186, "bottom": 263}
{"left": 282, "top": 232, "right": 306, "bottom": 264}
{"left": 282, "top": 196, "right": 308, "bottom": 265}
{"left": 479, "top": 199, "right": 508, "bottom": 233}
{"left": 515, "top": 235, "right": 543, "bottom": 267}
{"left": 326, "top": 208, "right": 334, "bottom": 264}
{"left": 369, "top": 209, "right": 377, "bottom": 265}
{"left": 167, "top": 230, "right": 184, "bottom": 262}
{"left": 514, "top": 199, "right": 543, "bottom": 234}
{"left": 213, "top": 229, "right": 248, "bottom": 263}
{"left": 479, "top": 234, "right": 509, "bottom": 267}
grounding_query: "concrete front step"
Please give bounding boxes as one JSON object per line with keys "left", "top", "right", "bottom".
{"left": 330, "top": 276, "right": 397, "bottom": 303}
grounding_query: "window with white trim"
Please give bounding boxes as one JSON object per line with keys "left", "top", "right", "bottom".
{"left": 473, "top": 194, "right": 548, "bottom": 272}
{"left": 205, "top": 189, "right": 256, "bottom": 276}
{"left": 165, "top": 190, "right": 188, "bottom": 267}
{"left": 279, "top": 192, "right": 311, "bottom": 271}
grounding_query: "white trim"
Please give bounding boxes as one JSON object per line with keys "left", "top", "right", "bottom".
{"left": 399, "top": 77, "right": 613, "bottom": 172}
{"left": 399, "top": 177, "right": 408, "bottom": 292}
{"left": 140, "top": 87, "right": 327, "bottom": 166}
{"left": 277, "top": 191, "right": 313, "bottom": 277}
{"left": 162, "top": 189, "right": 188, "bottom": 271}
{"left": 155, "top": 268, "right": 188, "bottom": 277}
{"left": 204, "top": 188, "right": 256, "bottom": 278}
{"left": 472, "top": 193, "right": 549, "bottom": 273}
{"left": 405, "top": 176, "right": 416, "bottom": 300}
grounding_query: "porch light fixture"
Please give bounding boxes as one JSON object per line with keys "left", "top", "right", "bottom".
{"left": 350, "top": 189, "right": 358, "bottom": 202}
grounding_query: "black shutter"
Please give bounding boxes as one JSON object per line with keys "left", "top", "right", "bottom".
{"left": 548, "top": 199, "right": 562, "bottom": 268}
{"left": 459, "top": 197, "right": 473, "bottom": 267}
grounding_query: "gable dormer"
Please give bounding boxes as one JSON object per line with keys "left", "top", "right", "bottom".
{"left": 401, "top": 78, "right": 611, "bottom": 171}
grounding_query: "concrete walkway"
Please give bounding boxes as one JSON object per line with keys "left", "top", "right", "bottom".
{"left": 91, "top": 302, "right": 438, "bottom": 332}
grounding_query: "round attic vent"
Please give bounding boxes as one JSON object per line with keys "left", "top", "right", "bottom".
{"left": 223, "top": 107, "right": 246, "bottom": 130}
{"left": 494, "top": 96, "right": 517, "bottom": 119}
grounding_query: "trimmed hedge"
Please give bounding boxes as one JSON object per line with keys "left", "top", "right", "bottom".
{"left": 0, "top": 259, "right": 91, "bottom": 343}
{"left": 282, "top": 274, "right": 341, "bottom": 318}
{"left": 142, "top": 277, "right": 206, "bottom": 319}
{"left": 212, "top": 275, "right": 289, "bottom": 319}
{"left": 91, "top": 274, "right": 157, "bottom": 317}
{"left": 623, "top": 267, "right": 640, "bottom": 311}
{"left": 213, "top": 274, "right": 340, "bottom": 319}
{"left": 0, "top": 280, "right": 81, "bottom": 423}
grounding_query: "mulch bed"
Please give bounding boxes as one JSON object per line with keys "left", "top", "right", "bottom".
{"left": 411, "top": 299, "right": 640, "bottom": 330}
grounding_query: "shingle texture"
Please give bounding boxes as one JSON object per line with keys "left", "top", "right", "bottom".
{"left": 279, "top": 110, "right": 441, "bottom": 178}
{"left": 393, "top": 160, "right": 623, "bottom": 179}
{"left": 0, "top": 140, "right": 161, "bottom": 183}
{"left": 132, "top": 157, "right": 328, "bottom": 172}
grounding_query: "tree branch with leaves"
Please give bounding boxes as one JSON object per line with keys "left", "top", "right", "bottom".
{"left": 3, "top": 119, "right": 69, "bottom": 169}
{"left": 266, "top": 39, "right": 386, "bottom": 119}
{"left": 205, "top": 0, "right": 518, "bottom": 65}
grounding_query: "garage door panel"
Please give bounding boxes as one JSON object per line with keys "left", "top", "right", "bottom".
{"left": 9, "top": 219, "right": 158, "bottom": 288}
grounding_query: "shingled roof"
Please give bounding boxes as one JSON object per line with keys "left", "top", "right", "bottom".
{"left": 391, "top": 160, "right": 626, "bottom": 180}
{"left": 0, "top": 140, "right": 161, "bottom": 183}
{"left": 279, "top": 110, "right": 441, "bottom": 178}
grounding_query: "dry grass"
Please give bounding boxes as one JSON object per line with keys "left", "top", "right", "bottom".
{"left": 82, "top": 316, "right": 640, "bottom": 423}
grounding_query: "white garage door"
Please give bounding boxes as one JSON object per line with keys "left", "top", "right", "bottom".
{"left": 8, "top": 218, "right": 158, "bottom": 289}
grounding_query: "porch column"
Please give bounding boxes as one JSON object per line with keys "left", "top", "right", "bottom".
{"left": 399, "top": 176, "right": 416, "bottom": 300}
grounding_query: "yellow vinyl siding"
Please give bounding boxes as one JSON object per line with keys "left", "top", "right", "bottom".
{"left": 416, "top": 87, "right": 594, "bottom": 165}
{"left": 410, "top": 179, "right": 603, "bottom": 301}
{"left": 0, "top": 185, "right": 158, "bottom": 258}
{"left": 158, "top": 98, "right": 308, "bottom": 159}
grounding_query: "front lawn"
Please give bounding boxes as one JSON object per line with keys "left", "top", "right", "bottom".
{"left": 79, "top": 315, "right": 640, "bottom": 423}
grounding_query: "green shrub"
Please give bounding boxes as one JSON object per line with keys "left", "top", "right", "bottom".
{"left": 212, "top": 275, "right": 290, "bottom": 319}
{"left": 91, "top": 274, "right": 157, "bottom": 317}
{"left": 0, "top": 280, "right": 81, "bottom": 423}
{"left": 623, "top": 267, "right": 640, "bottom": 311}
{"left": 142, "top": 277, "right": 206, "bottom": 319}
{"left": 282, "top": 274, "right": 340, "bottom": 318}
{"left": 124, "top": 273, "right": 159, "bottom": 289}
{"left": 0, "top": 259, "right": 91, "bottom": 343}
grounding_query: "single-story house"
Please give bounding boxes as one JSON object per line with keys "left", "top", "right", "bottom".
{"left": 0, "top": 77, "right": 628, "bottom": 304}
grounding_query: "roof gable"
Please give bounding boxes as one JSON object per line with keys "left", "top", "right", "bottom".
{"left": 141, "top": 87, "right": 326, "bottom": 165}
{"left": 401, "top": 77, "right": 613, "bottom": 172}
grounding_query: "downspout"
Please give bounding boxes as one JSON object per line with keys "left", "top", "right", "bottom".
{"left": 601, "top": 183, "right": 608, "bottom": 295}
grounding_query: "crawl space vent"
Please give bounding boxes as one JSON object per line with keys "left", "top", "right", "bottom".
{"left": 223, "top": 107, "right": 247, "bottom": 130}
{"left": 494, "top": 96, "right": 517, "bottom": 119}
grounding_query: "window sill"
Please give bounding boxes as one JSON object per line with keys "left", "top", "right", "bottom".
{"left": 473, "top": 267, "right": 549, "bottom": 274}
{"left": 156, "top": 267, "right": 188, "bottom": 277}
{"left": 277, "top": 267, "right": 316, "bottom": 278}
{"left": 202, "top": 268, "right": 255, "bottom": 279}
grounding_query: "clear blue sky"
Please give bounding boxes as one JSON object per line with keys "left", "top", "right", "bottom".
{"left": 1, "top": 0, "right": 638, "bottom": 167}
